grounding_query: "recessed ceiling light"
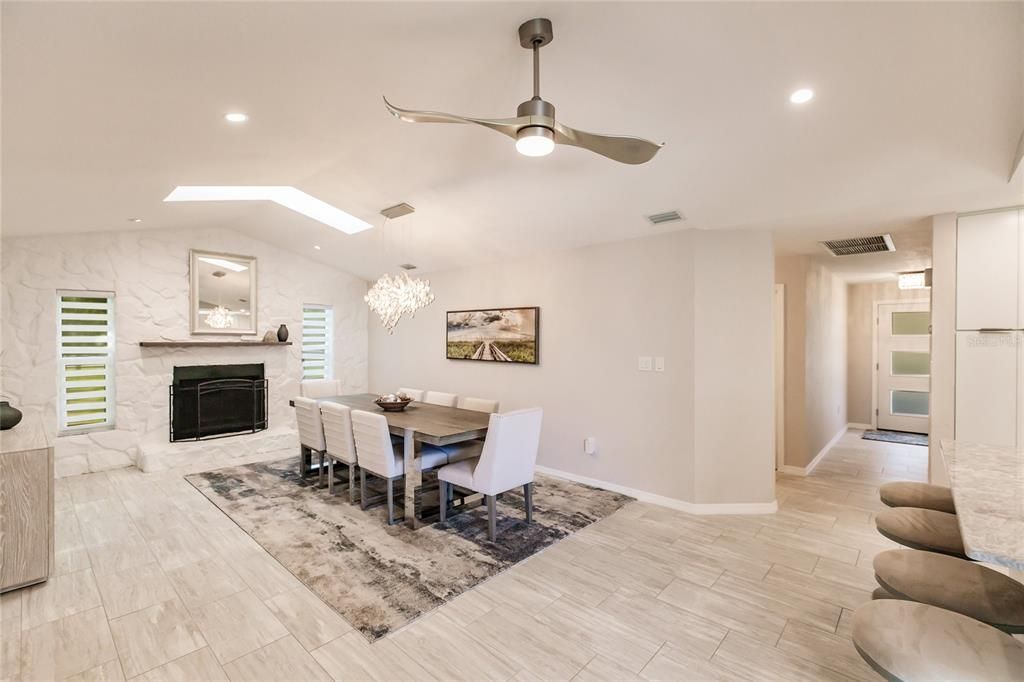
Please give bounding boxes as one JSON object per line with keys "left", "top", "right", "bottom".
{"left": 313, "top": 245, "right": 321, "bottom": 250}
{"left": 789, "top": 88, "right": 814, "bottom": 104}
{"left": 224, "top": 112, "right": 249, "bottom": 123}
{"left": 163, "top": 186, "right": 373, "bottom": 235}
{"left": 127, "top": 217, "right": 143, "bottom": 223}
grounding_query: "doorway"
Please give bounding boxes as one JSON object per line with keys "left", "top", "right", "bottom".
{"left": 774, "top": 283, "right": 785, "bottom": 469}
{"left": 875, "top": 301, "right": 930, "bottom": 434}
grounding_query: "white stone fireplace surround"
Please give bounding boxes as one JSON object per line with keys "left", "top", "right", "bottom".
{"left": 1, "top": 226, "right": 369, "bottom": 476}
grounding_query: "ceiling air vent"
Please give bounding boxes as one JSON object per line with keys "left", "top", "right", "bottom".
{"left": 820, "top": 234, "right": 895, "bottom": 257}
{"left": 646, "top": 210, "right": 685, "bottom": 225}
{"left": 380, "top": 203, "right": 415, "bottom": 220}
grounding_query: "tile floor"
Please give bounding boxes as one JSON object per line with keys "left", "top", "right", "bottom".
{"left": 1, "top": 430, "right": 937, "bottom": 681}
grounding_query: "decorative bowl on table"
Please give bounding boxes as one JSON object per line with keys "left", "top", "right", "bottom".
{"left": 375, "top": 393, "right": 412, "bottom": 412}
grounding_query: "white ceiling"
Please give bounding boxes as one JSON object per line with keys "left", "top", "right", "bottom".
{"left": 3, "top": 2, "right": 1022, "bottom": 281}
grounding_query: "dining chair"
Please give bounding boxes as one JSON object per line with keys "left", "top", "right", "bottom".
{"left": 300, "top": 379, "right": 342, "bottom": 399}
{"left": 424, "top": 390, "right": 458, "bottom": 407}
{"left": 293, "top": 396, "right": 327, "bottom": 485}
{"left": 350, "top": 409, "right": 448, "bottom": 525}
{"left": 397, "top": 387, "right": 425, "bottom": 401}
{"left": 320, "top": 402, "right": 359, "bottom": 503}
{"left": 458, "top": 397, "right": 500, "bottom": 413}
{"left": 437, "top": 407, "right": 543, "bottom": 541}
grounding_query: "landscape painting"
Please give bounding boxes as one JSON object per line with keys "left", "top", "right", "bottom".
{"left": 446, "top": 307, "right": 539, "bottom": 364}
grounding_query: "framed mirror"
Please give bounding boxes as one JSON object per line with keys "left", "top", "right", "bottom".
{"left": 189, "top": 250, "right": 258, "bottom": 335}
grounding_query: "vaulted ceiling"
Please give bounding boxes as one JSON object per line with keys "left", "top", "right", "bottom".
{"left": 3, "top": 2, "right": 1022, "bottom": 280}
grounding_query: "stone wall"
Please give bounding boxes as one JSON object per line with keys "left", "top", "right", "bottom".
{"left": 0, "top": 227, "right": 368, "bottom": 476}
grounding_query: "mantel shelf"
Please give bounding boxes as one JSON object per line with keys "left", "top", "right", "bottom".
{"left": 138, "top": 340, "right": 293, "bottom": 348}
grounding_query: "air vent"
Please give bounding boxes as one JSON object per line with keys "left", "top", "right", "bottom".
{"left": 399, "top": 264, "right": 418, "bottom": 271}
{"left": 820, "top": 234, "right": 895, "bottom": 257}
{"left": 646, "top": 210, "right": 685, "bottom": 225}
{"left": 380, "top": 203, "right": 415, "bottom": 220}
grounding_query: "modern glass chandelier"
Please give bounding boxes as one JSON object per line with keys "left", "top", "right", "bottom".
{"left": 204, "top": 304, "right": 235, "bottom": 329}
{"left": 364, "top": 205, "right": 434, "bottom": 333}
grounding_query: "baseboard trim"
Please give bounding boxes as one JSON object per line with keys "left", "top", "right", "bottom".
{"left": 847, "top": 422, "right": 873, "bottom": 431}
{"left": 534, "top": 465, "right": 778, "bottom": 515}
{"left": 778, "top": 423, "right": 850, "bottom": 477}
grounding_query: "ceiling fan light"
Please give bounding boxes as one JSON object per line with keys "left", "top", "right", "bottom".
{"left": 515, "top": 126, "right": 554, "bottom": 157}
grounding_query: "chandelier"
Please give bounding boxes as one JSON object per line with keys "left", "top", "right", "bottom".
{"left": 205, "top": 305, "right": 235, "bottom": 329}
{"left": 365, "top": 270, "right": 434, "bottom": 334}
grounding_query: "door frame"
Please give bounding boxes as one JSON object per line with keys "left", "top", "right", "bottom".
{"left": 871, "top": 298, "right": 930, "bottom": 430}
{"left": 774, "top": 284, "right": 785, "bottom": 469}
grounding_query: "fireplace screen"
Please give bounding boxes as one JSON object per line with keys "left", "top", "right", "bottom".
{"left": 169, "top": 364, "right": 267, "bottom": 441}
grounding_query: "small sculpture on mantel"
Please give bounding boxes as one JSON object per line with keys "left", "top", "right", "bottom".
{"left": 262, "top": 330, "right": 278, "bottom": 343}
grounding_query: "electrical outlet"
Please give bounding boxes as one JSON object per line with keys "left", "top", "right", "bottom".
{"left": 638, "top": 356, "right": 652, "bottom": 371}
{"left": 655, "top": 357, "right": 665, "bottom": 372}
{"left": 584, "top": 437, "right": 597, "bottom": 455}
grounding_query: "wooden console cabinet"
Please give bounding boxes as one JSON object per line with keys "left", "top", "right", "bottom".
{"left": 0, "top": 413, "right": 54, "bottom": 593}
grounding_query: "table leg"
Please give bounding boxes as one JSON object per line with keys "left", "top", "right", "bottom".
{"left": 403, "top": 428, "right": 423, "bottom": 529}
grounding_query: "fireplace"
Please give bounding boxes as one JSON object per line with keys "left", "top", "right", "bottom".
{"left": 169, "top": 364, "right": 267, "bottom": 441}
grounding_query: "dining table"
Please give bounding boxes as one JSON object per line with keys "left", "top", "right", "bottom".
{"left": 940, "top": 439, "right": 1024, "bottom": 579}
{"left": 291, "top": 393, "right": 490, "bottom": 529}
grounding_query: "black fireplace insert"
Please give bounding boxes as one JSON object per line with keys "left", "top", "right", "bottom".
{"left": 169, "top": 363, "right": 267, "bottom": 441}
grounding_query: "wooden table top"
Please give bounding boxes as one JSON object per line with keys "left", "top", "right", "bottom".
{"left": 303, "top": 393, "right": 490, "bottom": 446}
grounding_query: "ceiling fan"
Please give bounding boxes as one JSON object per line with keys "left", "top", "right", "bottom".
{"left": 383, "top": 18, "right": 664, "bottom": 165}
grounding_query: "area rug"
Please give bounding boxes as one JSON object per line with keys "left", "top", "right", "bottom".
{"left": 185, "top": 458, "right": 633, "bottom": 641}
{"left": 862, "top": 430, "right": 928, "bottom": 447}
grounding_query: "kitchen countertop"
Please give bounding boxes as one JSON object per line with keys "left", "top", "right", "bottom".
{"left": 940, "top": 439, "right": 1024, "bottom": 571}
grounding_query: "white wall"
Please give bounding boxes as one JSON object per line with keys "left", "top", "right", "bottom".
{"left": 369, "top": 229, "right": 777, "bottom": 509}
{"left": 929, "top": 213, "right": 956, "bottom": 485}
{"left": 0, "top": 227, "right": 368, "bottom": 476}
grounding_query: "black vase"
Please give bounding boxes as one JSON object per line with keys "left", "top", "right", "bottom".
{"left": 0, "top": 401, "right": 23, "bottom": 430}
{"left": 277, "top": 324, "right": 289, "bottom": 342}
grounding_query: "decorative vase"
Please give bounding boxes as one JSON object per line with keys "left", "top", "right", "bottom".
{"left": 276, "top": 324, "right": 289, "bottom": 342}
{"left": 262, "top": 330, "right": 277, "bottom": 343}
{"left": 0, "top": 401, "right": 23, "bottom": 430}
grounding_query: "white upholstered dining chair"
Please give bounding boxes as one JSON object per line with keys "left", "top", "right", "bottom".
{"left": 424, "top": 390, "right": 458, "bottom": 407}
{"left": 459, "top": 397, "right": 500, "bottom": 414}
{"left": 397, "top": 387, "right": 425, "bottom": 401}
{"left": 300, "top": 379, "right": 342, "bottom": 399}
{"left": 437, "top": 407, "right": 543, "bottom": 541}
{"left": 350, "top": 409, "right": 448, "bottom": 525}
{"left": 320, "top": 402, "right": 359, "bottom": 503}
{"left": 293, "top": 396, "right": 327, "bottom": 485}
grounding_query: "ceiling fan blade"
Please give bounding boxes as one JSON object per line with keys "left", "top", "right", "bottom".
{"left": 383, "top": 97, "right": 527, "bottom": 140}
{"left": 552, "top": 121, "right": 664, "bottom": 165}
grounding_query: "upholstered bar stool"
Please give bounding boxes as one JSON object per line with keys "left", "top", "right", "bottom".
{"left": 879, "top": 481, "right": 956, "bottom": 514}
{"left": 852, "top": 600, "right": 1024, "bottom": 682}
{"left": 873, "top": 550, "right": 1024, "bottom": 633}
{"left": 874, "top": 507, "right": 967, "bottom": 558}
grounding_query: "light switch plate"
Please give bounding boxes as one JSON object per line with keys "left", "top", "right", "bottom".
{"left": 655, "top": 357, "right": 665, "bottom": 372}
{"left": 639, "top": 356, "right": 652, "bottom": 371}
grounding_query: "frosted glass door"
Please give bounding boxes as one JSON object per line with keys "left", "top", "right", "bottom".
{"left": 877, "top": 302, "right": 930, "bottom": 433}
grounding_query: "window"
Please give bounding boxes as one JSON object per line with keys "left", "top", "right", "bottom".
{"left": 57, "top": 291, "right": 115, "bottom": 433}
{"left": 301, "top": 305, "right": 334, "bottom": 380}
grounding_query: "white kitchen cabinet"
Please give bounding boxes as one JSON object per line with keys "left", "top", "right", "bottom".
{"left": 956, "top": 211, "right": 1020, "bottom": 331}
{"left": 955, "top": 331, "right": 1018, "bottom": 447}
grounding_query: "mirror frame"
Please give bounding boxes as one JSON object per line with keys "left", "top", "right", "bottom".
{"left": 189, "top": 249, "right": 258, "bottom": 335}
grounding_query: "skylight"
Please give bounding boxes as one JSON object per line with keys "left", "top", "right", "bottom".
{"left": 164, "top": 186, "right": 373, "bottom": 235}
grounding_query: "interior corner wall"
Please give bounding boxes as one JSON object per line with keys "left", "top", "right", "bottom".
{"left": 929, "top": 212, "right": 957, "bottom": 485}
{"left": 846, "top": 280, "right": 929, "bottom": 425}
{"left": 692, "top": 230, "right": 776, "bottom": 505}
{"left": 774, "top": 255, "right": 848, "bottom": 470}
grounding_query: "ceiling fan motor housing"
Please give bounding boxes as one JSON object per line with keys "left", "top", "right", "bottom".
{"left": 517, "top": 97, "right": 555, "bottom": 126}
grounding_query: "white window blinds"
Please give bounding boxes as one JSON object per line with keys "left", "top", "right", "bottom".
{"left": 301, "top": 305, "right": 334, "bottom": 380}
{"left": 58, "top": 291, "right": 116, "bottom": 432}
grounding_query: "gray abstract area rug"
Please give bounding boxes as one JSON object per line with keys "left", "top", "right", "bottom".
{"left": 185, "top": 458, "right": 633, "bottom": 641}
{"left": 862, "top": 429, "right": 928, "bottom": 447}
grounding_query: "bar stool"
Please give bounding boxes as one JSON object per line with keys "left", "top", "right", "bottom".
{"left": 874, "top": 507, "right": 967, "bottom": 558}
{"left": 879, "top": 482, "right": 955, "bottom": 514}
{"left": 852, "top": 601, "right": 1024, "bottom": 681}
{"left": 873, "top": 549, "right": 1024, "bottom": 633}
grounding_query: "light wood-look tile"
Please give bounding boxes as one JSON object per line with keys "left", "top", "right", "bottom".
{"left": 20, "top": 568, "right": 103, "bottom": 630}
{"left": 108, "top": 598, "right": 206, "bottom": 678}
{"left": 164, "top": 557, "right": 245, "bottom": 608}
{"left": 391, "top": 611, "right": 518, "bottom": 681}
{"left": 571, "top": 545, "right": 675, "bottom": 595}
{"left": 776, "top": 620, "right": 878, "bottom": 681}
{"left": 1, "top": 595, "right": 21, "bottom": 681}
{"left": 146, "top": 528, "right": 219, "bottom": 572}
{"left": 87, "top": 535, "right": 157, "bottom": 576}
{"left": 514, "top": 553, "right": 617, "bottom": 607}
{"left": 710, "top": 571, "right": 842, "bottom": 633}
{"left": 657, "top": 578, "right": 787, "bottom": 645}
{"left": 66, "top": 473, "right": 116, "bottom": 504}
{"left": 311, "top": 631, "right": 434, "bottom": 681}
{"left": 264, "top": 587, "right": 352, "bottom": 651}
{"left": 226, "top": 550, "right": 303, "bottom": 601}
{"left": 598, "top": 588, "right": 728, "bottom": 660}
{"left": 476, "top": 571, "right": 562, "bottom": 614}
{"left": 19, "top": 606, "right": 118, "bottom": 680}
{"left": 433, "top": 585, "right": 497, "bottom": 627}
{"left": 191, "top": 590, "right": 288, "bottom": 665}
{"left": 573, "top": 655, "right": 639, "bottom": 681}
{"left": 639, "top": 645, "right": 730, "bottom": 681}
{"left": 94, "top": 562, "right": 178, "bottom": 619}
{"left": 135, "top": 646, "right": 229, "bottom": 682}
{"left": 710, "top": 533, "right": 821, "bottom": 573}
{"left": 765, "top": 562, "right": 873, "bottom": 611}
{"left": 64, "top": 659, "right": 126, "bottom": 681}
{"left": 710, "top": 630, "right": 852, "bottom": 681}
{"left": 222, "top": 635, "right": 330, "bottom": 682}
